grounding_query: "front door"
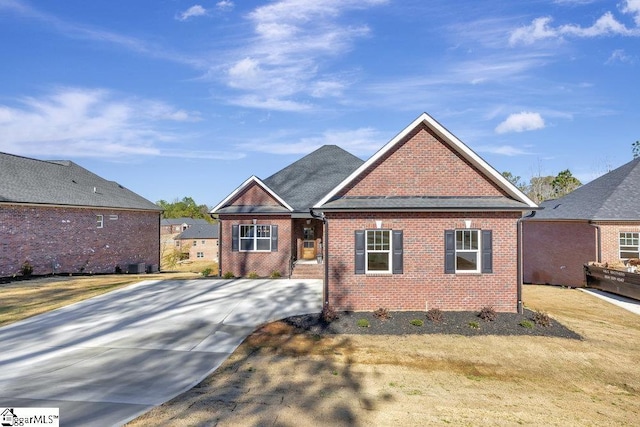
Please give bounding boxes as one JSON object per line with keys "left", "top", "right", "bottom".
{"left": 302, "top": 227, "right": 316, "bottom": 260}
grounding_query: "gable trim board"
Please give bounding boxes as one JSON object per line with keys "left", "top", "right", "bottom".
{"left": 211, "top": 175, "right": 294, "bottom": 213}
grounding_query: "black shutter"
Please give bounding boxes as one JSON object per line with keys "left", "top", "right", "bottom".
{"left": 392, "top": 230, "right": 403, "bottom": 274}
{"left": 232, "top": 225, "right": 239, "bottom": 252}
{"left": 444, "top": 230, "right": 455, "bottom": 274}
{"left": 355, "top": 230, "right": 365, "bottom": 274}
{"left": 481, "top": 229, "right": 493, "bottom": 273}
{"left": 271, "top": 225, "right": 278, "bottom": 252}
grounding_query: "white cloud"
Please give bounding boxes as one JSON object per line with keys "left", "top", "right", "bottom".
{"left": 237, "top": 127, "right": 382, "bottom": 155}
{"left": 216, "top": 0, "right": 388, "bottom": 110}
{"left": 495, "top": 112, "right": 545, "bottom": 134}
{"left": 509, "top": 4, "right": 640, "bottom": 46}
{"left": 176, "top": 5, "right": 208, "bottom": 21}
{"left": 606, "top": 48, "right": 633, "bottom": 64}
{"left": 475, "top": 145, "right": 533, "bottom": 156}
{"left": 0, "top": 88, "right": 242, "bottom": 160}
{"left": 216, "top": 1, "right": 234, "bottom": 12}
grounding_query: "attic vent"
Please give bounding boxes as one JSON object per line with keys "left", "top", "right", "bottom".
{"left": 109, "top": 215, "right": 119, "bottom": 220}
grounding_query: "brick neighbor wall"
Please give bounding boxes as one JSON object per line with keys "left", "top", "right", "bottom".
{"left": 0, "top": 204, "right": 160, "bottom": 277}
{"left": 218, "top": 215, "right": 291, "bottom": 278}
{"left": 326, "top": 211, "right": 521, "bottom": 313}
{"left": 522, "top": 221, "right": 597, "bottom": 287}
{"left": 184, "top": 238, "right": 219, "bottom": 261}
{"left": 594, "top": 221, "right": 640, "bottom": 264}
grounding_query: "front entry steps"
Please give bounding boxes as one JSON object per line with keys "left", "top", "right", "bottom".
{"left": 290, "top": 260, "right": 324, "bottom": 279}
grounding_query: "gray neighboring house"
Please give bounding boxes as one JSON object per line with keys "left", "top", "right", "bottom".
{"left": 523, "top": 157, "right": 640, "bottom": 287}
{"left": 0, "top": 152, "right": 162, "bottom": 277}
{"left": 174, "top": 223, "right": 219, "bottom": 261}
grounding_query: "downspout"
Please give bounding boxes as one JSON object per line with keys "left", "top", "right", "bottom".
{"left": 212, "top": 214, "right": 222, "bottom": 277}
{"left": 310, "top": 209, "right": 329, "bottom": 307}
{"left": 517, "top": 216, "right": 524, "bottom": 314}
{"left": 589, "top": 221, "right": 601, "bottom": 263}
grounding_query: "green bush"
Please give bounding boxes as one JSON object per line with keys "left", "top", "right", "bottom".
{"left": 357, "top": 318, "right": 370, "bottom": 328}
{"left": 519, "top": 320, "right": 534, "bottom": 329}
{"left": 270, "top": 270, "right": 282, "bottom": 278}
{"left": 247, "top": 271, "right": 259, "bottom": 279}
{"left": 468, "top": 321, "right": 480, "bottom": 329}
{"left": 201, "top": 268, "right": 212, "bottom": 277}
{"left": 222, "top": 271, "right": 235, "bottom": 279}
{"left": 410, "top": 319, "right": 424, "bottom": 327}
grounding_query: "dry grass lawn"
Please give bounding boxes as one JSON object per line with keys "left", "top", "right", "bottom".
{"left": 130, "top": 285, "right": 640, "bottom": 426}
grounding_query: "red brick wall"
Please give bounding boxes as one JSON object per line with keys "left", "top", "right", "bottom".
{"left": 522, "top": 221, "right": 596, "bottom": 287}
{"left": 326, "top": 211, "right": 521, "bottom": 312}
{"left": 0, "top": 204, "right": 160, "bottom": 276}
{"left": 340, "top": 124, "right": 509, "bottom": 198}
{"left": 593, "top": 221, "right": 640, "bottom": 263}
{"left": 228, "top": 182, "right": 282, "bottom": 206}
{"left": 219, "top": 215, "right": 291, "bottom": 277}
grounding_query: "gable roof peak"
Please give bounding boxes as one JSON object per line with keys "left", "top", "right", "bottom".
{"left": 315, "top": 113, "right": 537, "bottom": 209}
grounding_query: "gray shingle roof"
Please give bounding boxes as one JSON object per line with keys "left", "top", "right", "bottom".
{"left": 320, "top": 196, "right": 531, "bottom": 211}
{"left": 526, "top": 157, "right": 640, "bottom": 221}
{"left": 262, "top": 145, "right": 364, "bottom": 212}
{"left": 175, "top": 223, "right": 219, "bottom": 239}
{"left": 161, "top": 218, "right": 210, "bottom": 226}
{"left": 0, "top": 152, "right": 161, "bottom": 211}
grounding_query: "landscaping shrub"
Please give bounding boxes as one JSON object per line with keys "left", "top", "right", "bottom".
{"left": 533, "top": 310, "right": 552, "bottom": 327}
{"left": 201, "top": 268, "right": 212, "bottom": 277}
{"left": 468, "top": 321, "right": 480, "bottom": 329}
{"left": 519, "top": 320, "right": 534, "bottom": 329}
{"left": 269, "top": 270, "right": 282, "bottom": 279}
{"left": 247, "top": 271, "right": 259, "bottom": 279}
{"left": 321, "top": 305, "right": 339, "bottom": 322}
{"left": 20, "top": 261, "right": 33, "bottom": 277}
{"left": 426, "top": 308, "right": 444, "bottom": 323}
{"left": 478, "top": 306, "right": 497, "bottom": 322}
{"left": 357, "top": 318, "right": 370, "bottom": 328}
{"left": 373, "top": 307, "right": 391, "bottom": 320}
{"left": 222, "top": 271, "right": 235, "bottom": 279}
{"left": 410, "top": 319, "right": 424, "bottom": 327}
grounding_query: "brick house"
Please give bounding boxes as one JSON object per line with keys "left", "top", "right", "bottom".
{"left": 174, "top": 223, "right": 219, "bottom": 261}
{"left": 0, "top": 152, "right": 162, "bottom": 277}
{"left": 523, "top": 157, "right": 640, "bottom": 287}
{"left": 212, "top": 113, "right": 537, "bottom": 312}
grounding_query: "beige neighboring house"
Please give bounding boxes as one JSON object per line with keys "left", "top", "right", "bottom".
{"left": 174, "top": 223, "right": 219, "bottom": 261}
{"left": 160, "top": 218, "right": 210, "bottom": 258}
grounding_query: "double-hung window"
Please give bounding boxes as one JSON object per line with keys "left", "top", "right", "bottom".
{"left": 367, "top": 230, "right": 392, "bottom": 273}
{"left": 619, "top": 232, "right": 640, "bottom": 259}
{"left": 96, "top": 215, "right": 103, "bottom": 228}
{"left": 445, "top": 229, "right": 492, "bottom": 274}
{"left": 355, "top": 229, "right": 403, "bottom": 274}
{"left": 234, "top": 224, "right": 277, "bottom": 252}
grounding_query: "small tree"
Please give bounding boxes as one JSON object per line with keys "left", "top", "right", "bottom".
{"left": 551, "top": 169, "right": 581, "bottom": 198}
{"left": 633, "top": 140, "right": 640, "bottom": 159}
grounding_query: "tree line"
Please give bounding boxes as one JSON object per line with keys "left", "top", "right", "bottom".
{"left": 156, "top": 197, "right": 215, "bottom": 223}
{"left": 502, "top": 169, "right": 581, "bottom": 204}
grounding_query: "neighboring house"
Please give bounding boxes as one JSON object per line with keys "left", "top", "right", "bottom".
{"left": 174, "top": 223, "right": 219, "bottom": 261}
{"left": 160, "top": 217, "right": 211, "bottom": 257}
{"left": 212, "top": 113, "right": 537, "bottom": 312}
{"left": 523, "top": 157, "right": 640, "bottom": 287}
{"left": 0, "top": 152, "right": 162, "bottom": 277}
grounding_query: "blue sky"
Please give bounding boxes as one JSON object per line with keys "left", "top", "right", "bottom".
{"left": 1, "top": 0, "right": 639, "bottom": 207}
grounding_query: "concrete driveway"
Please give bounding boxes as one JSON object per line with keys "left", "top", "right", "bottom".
{"left": 0, "top": 278, "right": 322, "bottom": 426}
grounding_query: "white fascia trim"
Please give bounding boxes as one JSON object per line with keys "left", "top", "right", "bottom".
{"left": 314, "top": 113, "right": 538, "bottom": 209}
{"left": 210, "top": 175, "right": 293, "bottom": 213}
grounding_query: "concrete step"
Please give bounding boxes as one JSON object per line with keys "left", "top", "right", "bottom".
{"left": 290, "top": 263, "right": 324, "bottom": 279}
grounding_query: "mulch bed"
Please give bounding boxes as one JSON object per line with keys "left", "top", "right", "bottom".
{"left": 283, "top": 309, "right": 582, "bottom": 340}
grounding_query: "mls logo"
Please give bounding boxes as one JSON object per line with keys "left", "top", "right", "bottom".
{"left": 1, "top": 408, "right": 16, "bottom": 427}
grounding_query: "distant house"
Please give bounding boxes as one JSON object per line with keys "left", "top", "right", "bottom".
{"left": 174, "top": 223, "right": 219, "bottom": 261}
{"left": 212, "top": 113, "right": 537, "bottom": 312}
{"left": 523, "top": 157, "right": 640, "bottom": 287}
{"left": 161, "top": 217, "right": 211, "bottom": 235}
{"left": 0, "top": 152, "right": 162, "bottom": 277}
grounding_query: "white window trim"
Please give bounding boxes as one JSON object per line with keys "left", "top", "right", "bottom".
{"left": 619, "top": 232, "right": 640, "bottom": 259}
{"left": 365, "top": 229, "right": 392, "bottom": 274}
{"left": 96, "top": 215, "right": 104, "bottom": 229}
{"left": 455, "top": 229, "right": 481, "bottom": 274}
{"left": 239, "top": 224, "right": 272, "bottom": 252}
